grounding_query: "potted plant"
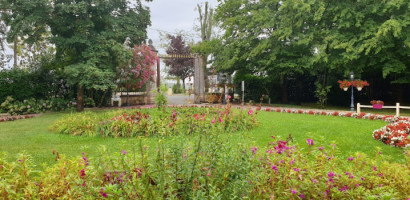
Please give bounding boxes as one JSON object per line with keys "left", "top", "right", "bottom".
{"left": 338, "top": 80, "right": 352, "bottom": 91}
{"left": 370, "top": 100, "right": 384, "bottom": 109}
{"left": 353, "top": 80, "right": 369, "bottom": 91}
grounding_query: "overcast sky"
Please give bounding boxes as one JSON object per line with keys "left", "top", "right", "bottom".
{"left": 143, "top": 0, "right": 219, "bottom": 54}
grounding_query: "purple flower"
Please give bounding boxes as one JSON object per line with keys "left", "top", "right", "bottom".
{"left": 299, "top": 193, "right": 305, "bottom": 199}
{"left": 378, "top": 173, "right": 383, "bottom": 177}
{"left": 293, "top": 168, "right": 300, "bottom": 172}
{"left": 306, "top": 138, "right": 314, "bottom": 146}
{"left": 290, "top": 160, "right": 295, "bottom": 165}
{"left": 347, "top": 157, "right": 354, "bottom": 161}
{"left": 311, "top": 179, "right": 317, "bottom": 183}
{"left": 291, "top": 188, "right": 297, "bottom": 194}
{"left": 83, "top": 156, "right": 89, "bottom": 166}
{"left": 251, "top": 147, "right": 258, "bottom": 154}
{"left": 271, "top": 165, "right": 278, "bottom": 172}
{"left": 361, "top": 177, "right": 365, "bottom": 181}
{"left": 121, "top": 150, "right": 127, "bottom": 155}
{"left": 373, "top": 166, "right": 377, "bottom": 171}
{"left": 328, "top": 171, "right": 335, "bottom": 178}
{"left": 318, "top": 146, "right": 324, "bottom": 151}
{"left": 80, "top": 169, "right": 86, "bottom": 177}
{"left": 100, "top": 188, "right": 107, "bottom": 198}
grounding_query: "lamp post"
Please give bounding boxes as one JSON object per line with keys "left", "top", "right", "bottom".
{"left": 349, "top": 71, "right": 354, "bottom": 112}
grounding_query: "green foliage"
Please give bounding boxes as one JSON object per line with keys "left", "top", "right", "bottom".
{"left": 154, "top": 85, "right": 168, "bottom": 109}
{"left": 0, "top": 133, "right": 408, "bottom": 199}
{"left": 172, "top": 83, "right": 183, "bottom": 94}
{"left": 51, "top": 106, "right": 259, "bottom": 138}
{"left": 0, "top": 68, "right": 73, "bottom": 103}
{"left": 315, "top": 82, "right": 332, "bottom": 108}
{"left": 0, "top": 96, "right": 74, "bottom": 115}
{"left": 83, "top": 97, "right": 95, "bottom": 108}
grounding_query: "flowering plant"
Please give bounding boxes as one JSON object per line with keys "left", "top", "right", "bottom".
{"left": 352, "top": 80, "right": 369, "bottom": 88}
{"left": 337, "top": 80, "right": 352, "bottom": 89}
{"left": 370, "top": 100, "right": 384, "bottom": 105}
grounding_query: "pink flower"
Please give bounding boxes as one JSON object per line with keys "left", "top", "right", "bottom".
{"left": 347, "top": 157, "right": 354, "bottom": 161}
{"left": 291, "top": 188, "right": 297, "bottom": 194}
{"left": 218, "top": 117, "right": 223, "bottom": 123}
{"left": 80, "top": 169, "right": 86, "bottom": 177}
{"left": 306, "top": 138, "right": 314, "bottom": 146}
{"left": 271, "top": 165, "right": 278, "bottom": 172}
{"left": 328, "top": 171, "right": 335, "bottom": 178}
{"left": 293, "top": 168, "right": 300, "bottom": 172}
{"left": 27, "top": 105, "right": 31, "bottom": 109}
{"left": 248, "top": 109, "right": 253, "bottom": 115}
{"left": 318, "top": 146, "right": 324, "bottom": 151}
{"left": 211, "top": 118, "right": 215, "bottom": 124}
{"left": 121, "top": 150, "right": 127, "bottom": 155}
{"left": 251, "top": 147, "right": 257, "bottom": 154}
{"left": 299, "top": 193, "right": 305, "bottom": 199}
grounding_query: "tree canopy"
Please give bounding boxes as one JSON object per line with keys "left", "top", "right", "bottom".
{"left": 164, "top": 35, "right": 194, "bottom": 91}
{"left": 211, "top": 0, "right": 409, "bottom": 104}
{"left": 2, "top": 0, "right": 153, "bottom": 111}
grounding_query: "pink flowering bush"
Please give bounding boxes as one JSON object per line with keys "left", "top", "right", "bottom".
{"left": 0, "top": 134, "right": 408, "bottom": 199}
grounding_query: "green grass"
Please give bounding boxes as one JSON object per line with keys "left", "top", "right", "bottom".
{"left": 0, "top": 109, "right": 406, "bottom": 169}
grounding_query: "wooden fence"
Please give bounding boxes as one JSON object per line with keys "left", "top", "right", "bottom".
{"left": 357, "top": 103, "right": 410, "bottom": 116}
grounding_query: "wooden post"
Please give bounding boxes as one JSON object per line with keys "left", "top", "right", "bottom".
{"left": 396, "top": 103, "right": 400, "bottom": 117}
{"left": 357, "top": 103, "right": 360, "bottom": 114}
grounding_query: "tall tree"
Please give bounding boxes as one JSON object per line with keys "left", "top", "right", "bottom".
{"left": 49, "top": 0, "right": 151, "bottom": 111}
{"left": 1, "top": 0, "right": 50, "bottom": 67}
{"left": 196, "top": 1, "right": 215, "bottom": 94}
{"left": 164, "top": 35, "right": 194, "bottom": 91}
{"left": 213, "top": 0, "right": 409, "bottom": 104}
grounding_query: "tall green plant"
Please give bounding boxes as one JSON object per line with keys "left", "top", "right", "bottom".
{"left": 154, "top": 85, "right": 168, "bottom": 110}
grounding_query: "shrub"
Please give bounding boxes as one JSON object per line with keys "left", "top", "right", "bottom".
{"left": 0, "top": 96, "right": 75, "bottom": 115}
{"left": 51, "top": 106, "right": 259, "bottom": 138}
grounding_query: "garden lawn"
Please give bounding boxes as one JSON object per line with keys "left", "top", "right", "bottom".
{"left": 0, "top": 108, "right": 406, "bottom": 169}
{"left": 243, "top": 111, "right": 405, "bottom": 162}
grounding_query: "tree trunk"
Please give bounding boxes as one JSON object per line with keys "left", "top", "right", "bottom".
{"left": 77, "top": 85, "right": 84, "bottom": 112}
{"left": 13, "top": 35, "right": 17, "bottom": 68}
{"left": 296, "top": 78, "right": 303, "bottom": 105}
{"left": 182, "top": 79, "right": 185, "bottom": 92}
{"left": 280, "top": 75, "right": 289, "bottom": 104}
{"left": 98, "top": 90, "right": 107, "bottom": 108}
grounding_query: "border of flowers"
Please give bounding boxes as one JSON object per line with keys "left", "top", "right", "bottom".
{"left": 0, "top": 114, "right": 42, "bottom": 122}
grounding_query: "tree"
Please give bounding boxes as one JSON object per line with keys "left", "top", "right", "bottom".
{"left": 196, "top": 1, "right": 215, "bottom": 94}
{"left": 164, "top": 35, "right": 194, "bottom": 91}
{"left": 48, "top": 0, "right": 151, "bottom": 111}
{"left": 213, "top": 0, "right": 409, "bottom": 104}
{"left": 1, "top": 0, "right": 50, "bottom": 67}
{"left": 120, "top": 43, "right": 158, "bottom": 91}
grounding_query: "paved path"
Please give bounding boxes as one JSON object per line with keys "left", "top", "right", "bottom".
{"left": 167, "top": 94, "right": 195, "bottom": 105}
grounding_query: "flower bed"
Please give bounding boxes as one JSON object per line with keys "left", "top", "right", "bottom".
{"left": 260, "top": 107, "right": 410, "bottom": 148}
{"left": 373, "top": 120, "right": 410, "bottom": 148}
{"left": 52, "top": 105, "right": 259, "bottom": 137}
{"left": 0, "top": 114, "right": 41, "bottom": 122}
{"left": 0, "top": 135, "right": 408, "bottom": 199}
